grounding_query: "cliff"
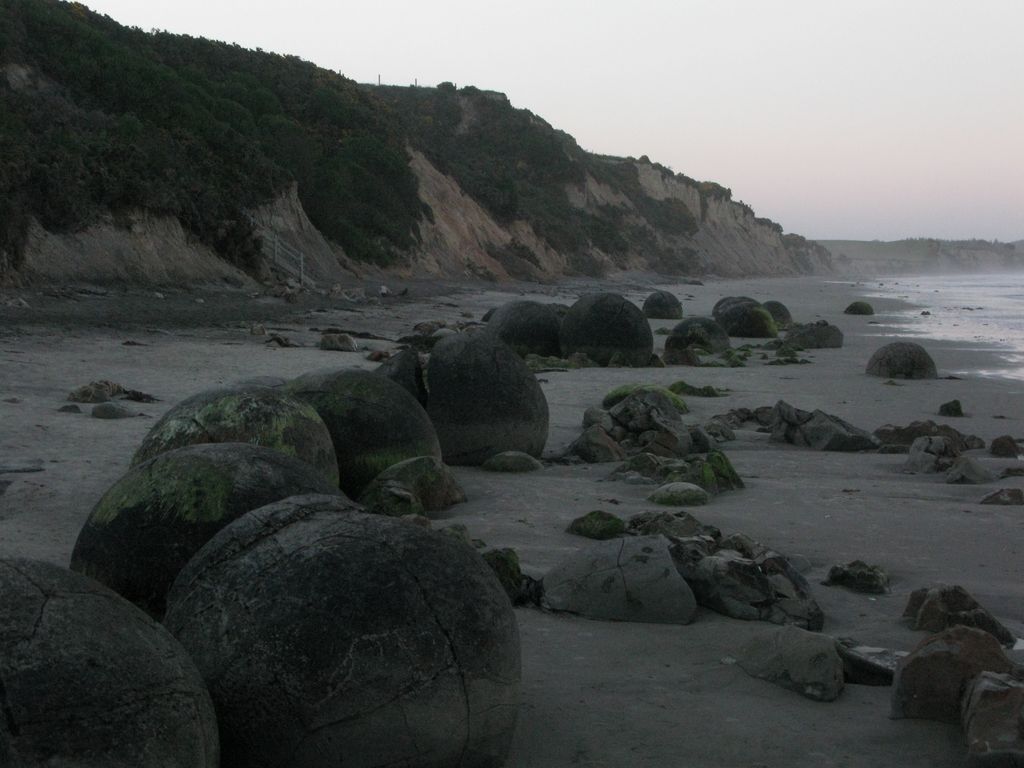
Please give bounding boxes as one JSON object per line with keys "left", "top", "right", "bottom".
{"left": 820, "top": 239, "right": 1024, "bottom": 276}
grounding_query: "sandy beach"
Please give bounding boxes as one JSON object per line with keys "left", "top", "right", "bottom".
{"left": 2, "top": 273, "right": 1022, "bottom": 767}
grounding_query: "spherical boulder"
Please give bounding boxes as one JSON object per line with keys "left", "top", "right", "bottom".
{"left": 486, "top": 300, "right": 562, "bottom": 357}
{"left": 70, "top": 442, "right": 339, "bottom": 618}
{"left": 717, "top": 304, "right": 778, "bottom": 338}
{"left": 374, "top": 348, "right": 428, "bottom": 406}
{"left": 866, "top": 341, "right": 938, "bottom": 379}
{"left": 0, "top": 558, "right": 218, "bottom": 767}
{"left": 642, "top": 290, "right": 683, "bottom": 320}
{"left": 664, "top": 316, "right": 731, "bottom": 356}
{"left": 785, "top": 320, "right": 844, "bottom": 349}
{"left": 762, "top": 300, "right": 793, "bottom": 328}
{"left": 845, "top": 301, "right": 875, "bottom": 315}
{"left": 559, "top": 293, "right": 653, "bottom": 367}
{"left": 132, "top": 385, "right": 339, "bottom": 485}
{"left": 288, "top": 368, "right": 441, "bottom": 497}
{"left": 427, "top": 333, "right": 548, "bottom": 465}
{"left": 712, "top": 296, "right": 759, "bottom": 322}
{"left": 164, "top": 495, "right": 520, "bottom": 768}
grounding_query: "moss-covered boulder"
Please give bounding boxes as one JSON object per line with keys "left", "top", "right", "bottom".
{"left": 486, "top": 300, "right": 562, "bottom": 357}
{"left": 845, "top": 301, "right": 875, "bottom": 315}
{"left": 427, "top": 333, "right": 549, "bottom": 465}
{"left": 664, "top": 317, "right": 731, "bottom": 360}
{"left": 662, "top": 450, "right": 744, "bottom": 495}
{"left": 712, "top": 296, "right": 759, "bottom": 321}
{"left": 601, "top": 383, "right": 689, "bottom": 413}
{"left": 642, "top": 290, "right": 683, "bottom": 320}
{"left": 567, "top": 510, "right": 626, "bottom": 540}
{"left": 357, "top": 456, "right": 466, "bottom": 517}
{"left": 0, "top": 558, "right": 219, "bottom": 767}
{"left": 762, "top": 300, "right": 794, "bottom": 328}
{"left": 288, "top": 368, "right": 441, "bottom": 496}
{"left": 668, "top": 380, "right": 728, "bottom": 398}
{"left": 164, "top": 498, "right": 520, "bottom": 768}
{"left": 131, "top": 385, "right": 338, "bottom": 485}
{"left": 866, "top": 341, "right": 938, "bottom": 379}
{"left": 70, "top": 442, "right": 339, "bottom": 619}
{"left": 647, "top": 482, "right": 710, "bottom": 506}
{"left": 482, "top": 548, "right": 527, "bottom": 604}
{"left": 718, "top": 305, "right": 778, "bottom": 338}
{"left": 785, "top": 321, "right": 843, "bottom": 349}
{"left": 559, "top": 292, "right": 653, "bottom": 367}
{"left": 481, "top": 451, "right": 543, "bottom": 472}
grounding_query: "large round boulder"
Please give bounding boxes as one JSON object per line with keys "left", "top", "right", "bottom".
{"left": 866, "top": 341, "right": 938, "bottom": 379}
{"left": 132, "top": 385, "right": 338, "bottom": 485}
{"left": 664, "top": 316, "right": 731, "bottom": 356}
{"left": 486, "top": 300, "right": 562, "bottom": 357}
{"left": 70, "top": 442, "right": 339, "bottom": 618}
{"left": 717, "top": 303, "right": 778, "bottom": 338}
{"left": 559, "top": 293, "right": 653, "bottom": 367}
{"left": 712, "top": 296, "right": 759, "bottom": 322}
{"left": 762, "top": 300, "right": 793, "bottom": 328}
{"left": 375, "top": 349, "right": 427, "bottom": 406}
{"left": 785, "top": 320, "right": 844, "bottom": 349}
{"left": 427, "top": 333, "right": 548, "bottom": 465}
{"left": 642, "top": 290, "right": 683, "bottom": 320}
{"left": 288, "top": 368, "right": 441, "bottom": 497}
{"left": 164, "top": 495, "right": 520, "bottom": 768}
{"left": 0, "top": 558, "right": 218, "bottom": 767}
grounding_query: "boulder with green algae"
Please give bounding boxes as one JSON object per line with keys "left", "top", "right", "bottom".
{"left": 523, "top": 352, "right": 598, "bottom": 371}
{"left": 357, "top": 456, "right": 466, "bottom": 517}
{"left": 664, "top": 316, "right": 731, "bottom": 356}
{"left": 844, "top": 301, "right": 875, "bottom": 315}
{"left": 131, "top": 385, "right": 339, "bottom": 486}
{"left": 647, "top": 482, "right": 710, "bottom": 506}
{"left": 70, "top": 443, "right": 339, "bottom": 619}
{"left": 762, "top": 300, "right": 794, "bottom": 328}
{"left": 718, "top": 305, "right": 778, "bottom": 339}
{"left": 559, "top": 292, "right": 653, "bottom": 367}
{"left": 601, "top": 383, "right": 689, "bottom": 413}
{"left": 567, "top": 510, "right": 626, "bottom": 540}
{"left": 0, "top": 558, "right": 219, "bottom": 768}
{"left": 482, "top": 451, "right": 543, "bottom": 472}
{"left": 482, "top": 548, "right": 529, "bottom": 604}
{"left": 668, "top": 379, "right": 728, "bottom": 397}
{"left": 662, "top": 451, "right": 744, "bottom": 495}
{"left": 288, "top": 368, "right": 441, "bottom": 497}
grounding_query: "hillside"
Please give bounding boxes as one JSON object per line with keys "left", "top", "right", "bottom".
{"left": 820, "top": 239, "right": 1024, "bottom": 276}
{"left": 0, "top": 0, "right": 833, "bottom": 287}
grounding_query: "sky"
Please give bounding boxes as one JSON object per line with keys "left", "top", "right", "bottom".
{"left": 82, "top": 0, "right": 1024, "bottom": 242}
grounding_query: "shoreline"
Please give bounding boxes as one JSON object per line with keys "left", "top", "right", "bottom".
{"left": 2, "top": 273, "right": 1022, "bottom": 767}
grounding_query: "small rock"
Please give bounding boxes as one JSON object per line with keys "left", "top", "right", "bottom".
{"left": 481, "top": 451, "right": 543, "bottom": 473}
{"left": 738, "top": 625, "right": 845, "bottom": 702}
{"left": 365, "top": 350, "right": 390, "bottom": 362}
{"left": 57, "top": 404, "right": 82, "bottom": 413}
{"left": 319, "top": 333, "right": 357, "bottom": 352}
{"left": 835, "top": 638, "right": 907, "bottom": 686}
{"left": 903, "top": 584, "right": 1016, "bottom": 647}
{"left": 903, "top": 436, "right": 960, "bottom": 473}
{"left": 946, "top": 456, "right": 996, "bottom": 485}
{"left": 567, "top": 510, "right": 626, "bottom": 540}
{"left": 627, "top": 510, "right": 719, "bottom": 540}
{"left": 822, "top": 560, "right": 890, "bottom": 594}
{"left": 980, "top": 488, "right": 1024, "bottom": 505}
{"left": 938, "top": 399, "right": 963, "bottom": 417}
{"left": 647, "top": 482, "right": 709, "bottom": 506}
{"left": 91, "top": 403, "right": 135, "bottom": 419}
{"left": 568, "top": 426, "right": 627, "bottom": 463}
{"left": 990, "top": 435, "right": 1020, "bottom": 458}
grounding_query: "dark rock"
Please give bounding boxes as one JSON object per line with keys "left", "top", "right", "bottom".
{"left": 569, "top": 425, "right": 627, "bottom": 463}
{"left": 375, "top": 348, "right": 428, "bottom": 406}
{"left": 762, "top": 300, "right": 793, "bottom": 328}
{"left": 427, "top": 333, "right": 549, "bottom": 465}
{"left": 904, "top": 584, "right": 1016, "bottom": 646}
{"left": 717, "top": 304, "right": 778, "bottom": 338}
{"left": 770, "top": 400, "right": 880, "bottom": 451}
{"left": 784, "top": 320, "right": 844, "bottom": 349}
{"left": 319, "top": 332, "right": 357, "bottom": 351}
{"left": 70, "top": 444, "right": 339, "bottom": 618}
{"left": 608, "top": 390, "right": 693, "bottom": 458}
{"left": 91, "top": 402, "right": 134, "bottom": 419}
{"left": 844, "top": 301, "right": 875, "bottom": 315}
{"left": 980, "top": 488, "right": 1024, "bottom": 505}
{"left": 866, "top": 341, "right": 938, "bottom": 379}
{"left": 583, "top": 406, "right": 615, "bottom": 433}
{"left": 962, "top": 671, "right": 1024, "bottom": 766}
{"left": 836, "top": 638, "right": 906, "bottom": 686}
{"left": 642, "top": 290, "right": 683, "bottom": 320}
{"left": 823, "top": 560, "right": 890, "bottom": 594}
{"left": 542, "top": 535, "right": 697, "bottom": 624}
{"left": 486, "top": 300, "right": 563, "bottom": 357}
{"left": 891, "top": 626, "right": 1013, "bottom": 723}
{"left": 357, "top": 455, "right": 466, "bottom": 517}
{"left": 567, "top": 510, "right": 626, "bottom": 540}
{"left": 0, "top": 558, "right": 218, "bottom": 767}
{"left": 132, "top": 385, "right": 338, "bottom": 485}
{"left": 57, "top": 404, "right": 81, "bottom": 413}
{"left": 627, "top": 510, "right": 720, "bottom": 540}
{"left": 164, "top": 497, "right": 520, "bottom": 768}
{"left": 659, "top": 450, "right": 744, "bottom": 495}
{"left": 289, "top": 368, "right": 441, "bottom": 496}
{"left": 481, "top": 451, "right": 544, "bottom": 472}
{"left": 559, "top": 292, "right": 653, "bottom": 367}
{"left": 664, "top": 316, "right": 731, "bottom": 356}
{"left": 738, "top": 625, "right": 845, "bottom": 702}
{"left": 711, "top": 296, "right": 759, "bottom": 321}
{"left": 990, "top": 435, "right": 1020, "bottom": 458}
{"left": 939, "top": 399, "right": 964, "bottom": 417}
{"left": 946, "top": 456, "right": 996, "bottom": 484}
{"left": 482, "top": 547, "right": 535, "bottom": 605}
{"left": 903, "top": 436, "right": 961, "bottom": 473}
{"left": 877, "top": 419, "right": 984, "bottom": 452}
{"left": 601, "top": 383, "right": 688, "bottom": 412}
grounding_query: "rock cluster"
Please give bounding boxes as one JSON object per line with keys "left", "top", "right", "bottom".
{"left": 569, "top": 389, "right": 696, "bottom": 461}
{"left": 770, "top": 400, "right": 880, "bottom": 452}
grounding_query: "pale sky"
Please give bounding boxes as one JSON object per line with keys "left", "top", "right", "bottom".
{"left": 81, "top": 0, "right": 1024, "bottom": 242}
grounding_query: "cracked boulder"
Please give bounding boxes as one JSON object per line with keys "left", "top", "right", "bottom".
{"left": 0, "top": 558, "right": 218, "bottom": 767}
{"left": 70, "top": 443, "right": 339, "bottom": 619}
{"left": 770, "top": 400, "right": 880, "bottom": 452}
{"left": 289, "top": 368, "right": 441, "bottom": 496}
{"left": 357, "top": 456, "right": 466, "bottom": 517}
{"left": 891, "top": 626, "right": 1013, "bottom": 723}
{"left": 485, "top": 300, "right": 563, "bottom": 358}
{"left": 738, "top": 625, "right": 845, "bottom": 702}
{"left": 427, "top": 333, "right": 549, "bottom": 465}
{"left": 608, "top": 389, "right": 693, "bottom": 458}
{"left": 835, "top": 639, "right": 907, "bottom": 686}
{"left": 903, "top": 584, "right": 1016, "bottom": 647}
{"left": 962, "top": 672, "right": 1024, "bottom": 766}
{"left": 559, "top": 292, "right": 653, "bottom": 367}
{"left": 164, "top": 495, "right": 520, "bottom": 768}
{"left": 131, "top": 384, "right": 338, "bottom": 486}
{"left": 664, "top": 317, "right": 731, "bottom": 360}
{"left": 542, "top": 535, "right": 697, "bottom": 624}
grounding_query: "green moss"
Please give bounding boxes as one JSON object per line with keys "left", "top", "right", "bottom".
{"left": 844, "top": 301, "right": 875, "bottom": 316}
{"left": 601, "top": 384, "right": 689, "bottom": 413}
{"left": 482, "top": 548, "right": 523, "bottom": 602}
{"left": 707, "top": 450, "right": 744, "bottom": 491}
{"left": 567, "top": 510, "right": 626, "bottom": 540}
{"left": 668, "top": 380, "right": 729, "bottom": 398}
{"left": 719, "top": 349, "right": 747, "bottom": 367}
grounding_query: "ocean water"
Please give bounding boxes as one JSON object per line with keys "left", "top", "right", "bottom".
{"left": 852, "top": 272, "right": 1024, "bottom": 380}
